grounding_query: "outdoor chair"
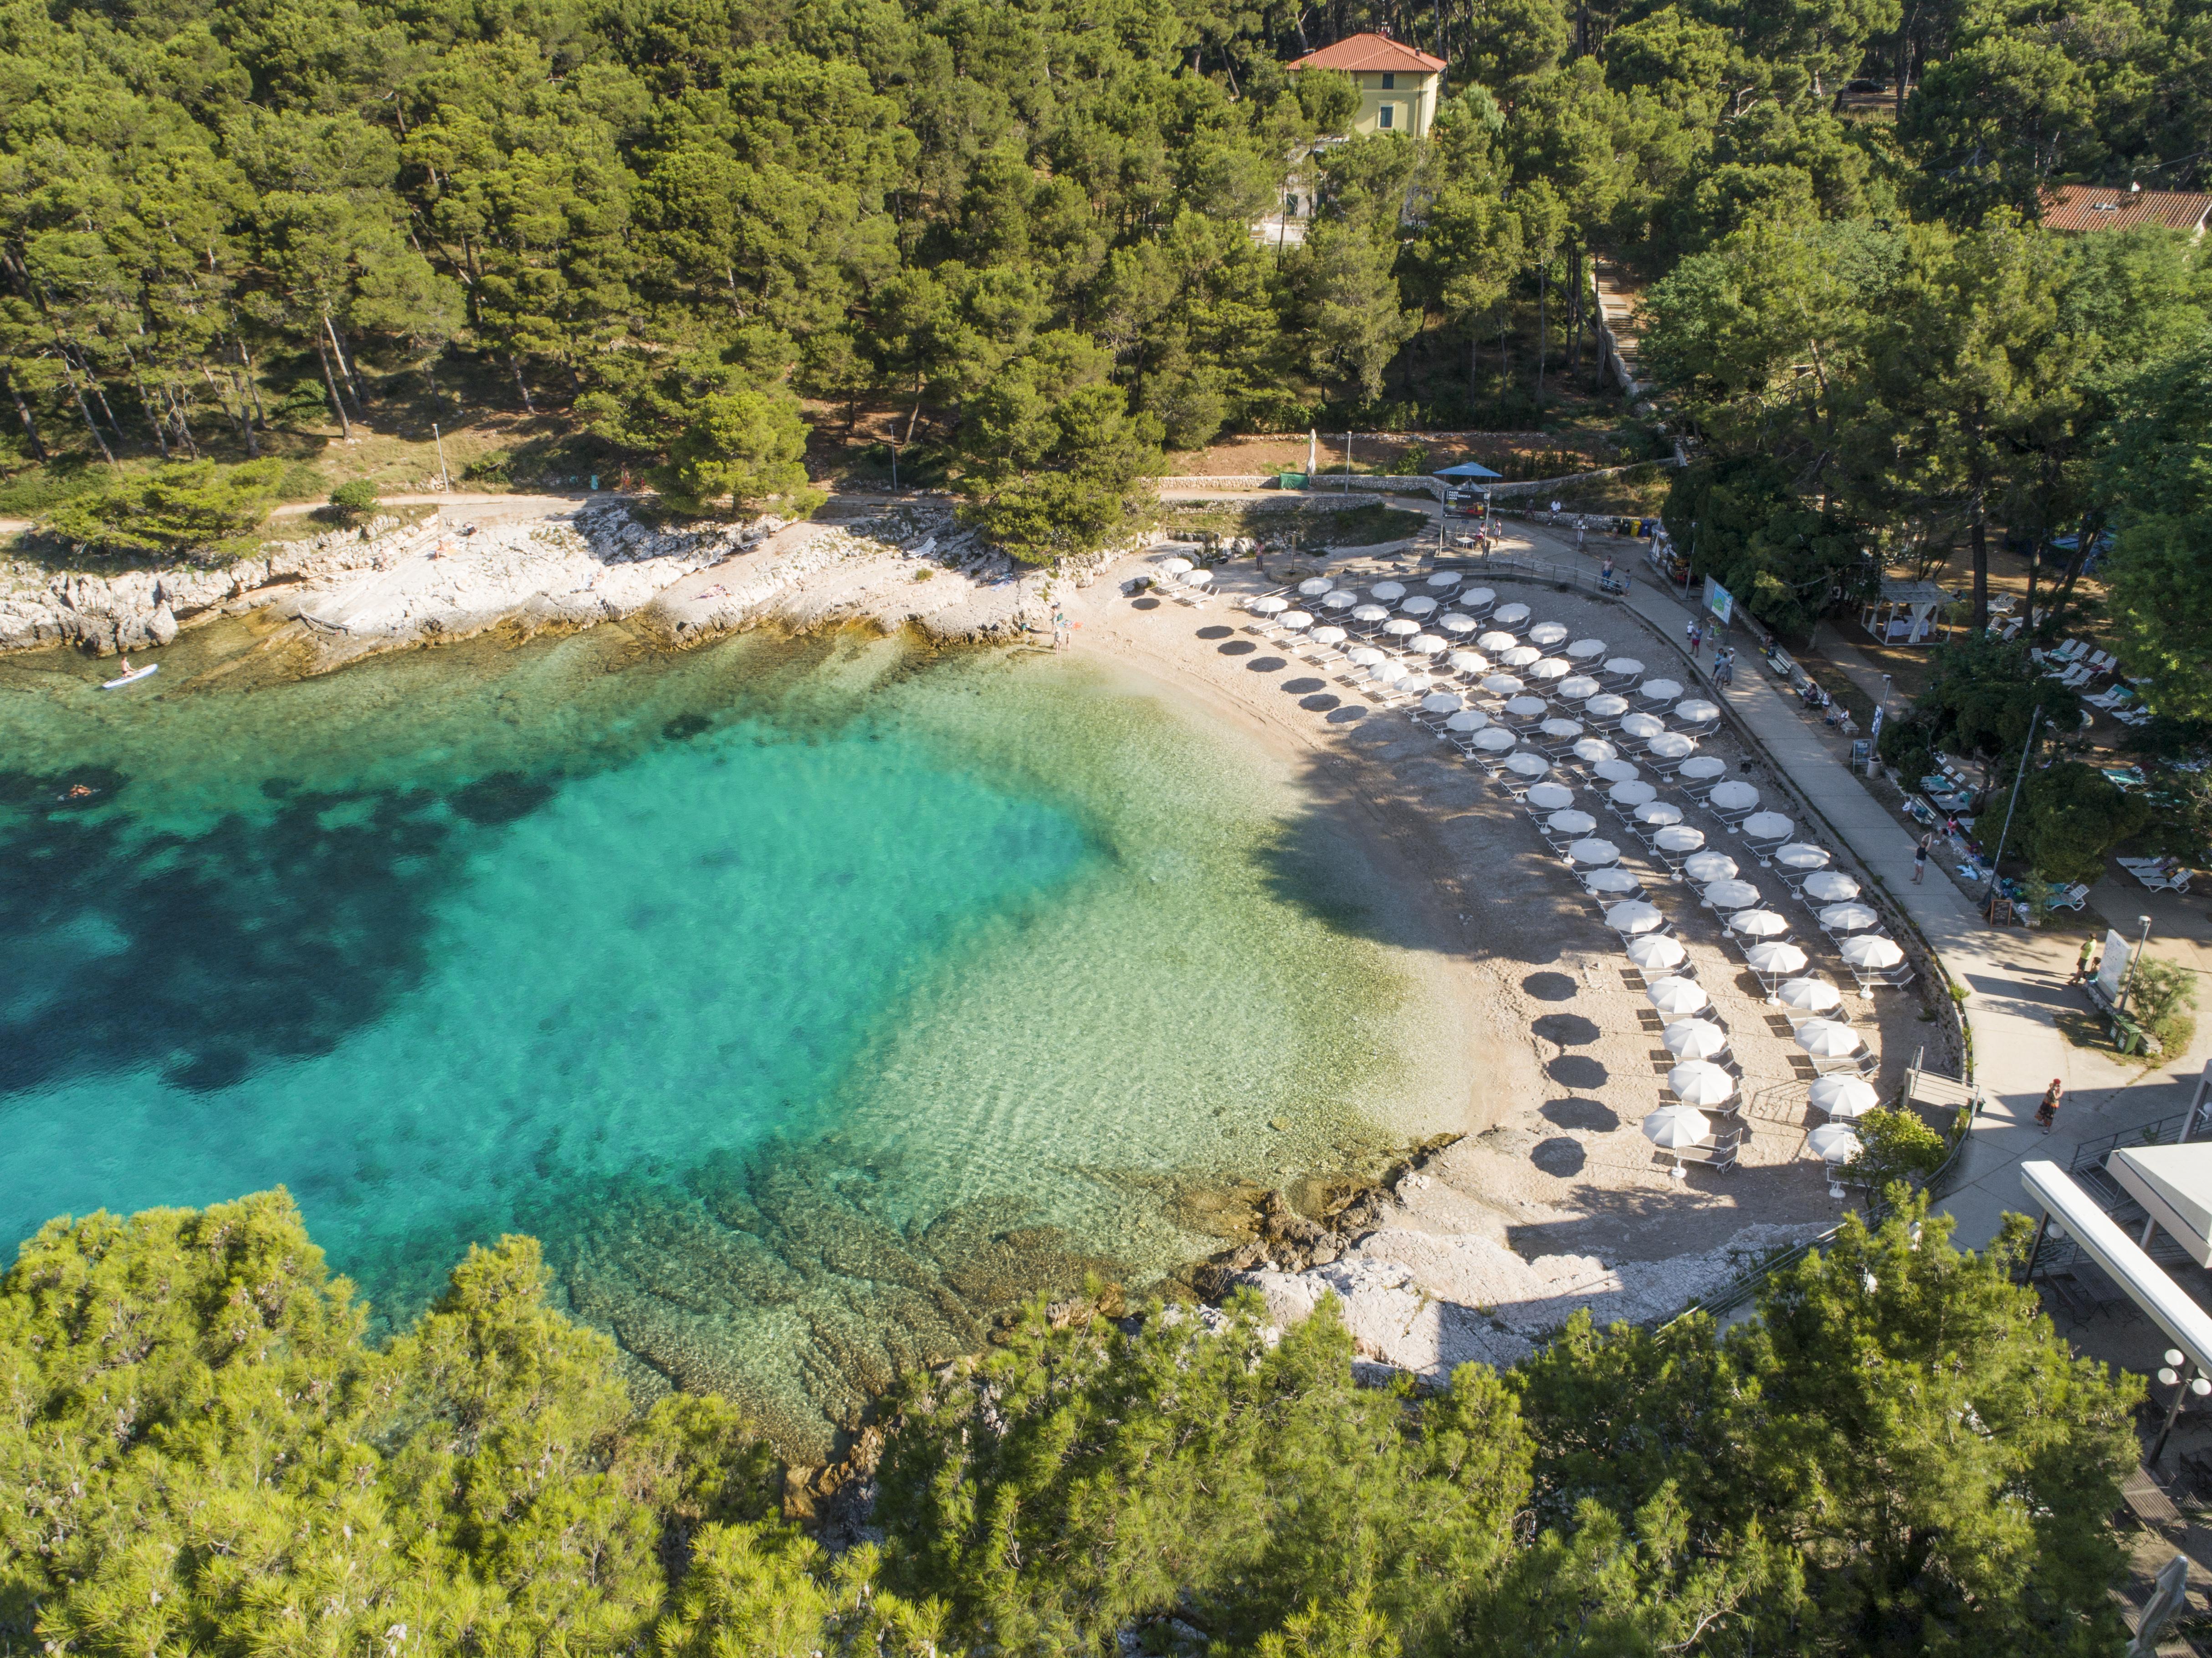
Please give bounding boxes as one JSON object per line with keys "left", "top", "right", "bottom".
{"left": 2047, "top": 882, "right": 2091, "bottom": 911}
{"left": 1658, "top": 1134, "right": 1741, "bottom": 1176}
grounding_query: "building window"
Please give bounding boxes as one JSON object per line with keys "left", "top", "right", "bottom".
{"left": 1381, "top": 72, "right": 1395, "bottom": 88}
{"left": 1378, "top": 103, "right": 1394, "bottom": 128}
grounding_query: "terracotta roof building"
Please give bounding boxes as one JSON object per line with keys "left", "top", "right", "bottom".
{"left": 2039, "top": 184, "right": 2212, "bottom": 237}
{"left": 1288, "top": 33, "right": 1447, "bottom": 138}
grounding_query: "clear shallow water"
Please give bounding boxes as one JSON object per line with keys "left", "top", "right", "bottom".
{"left": 0, "top": 620, "right": 1426, "bottom": 1454}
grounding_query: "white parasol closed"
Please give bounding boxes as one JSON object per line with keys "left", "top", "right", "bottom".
{"left": 1446, "top": 708, "right": 1490, "bottom": 732}
{"left": 1841, "top": 934, "right": 1905, "bottom": 968}
{"left": 1663, "top": 1018, "right": 1730, "bottom": 1060}
{"left": 1654, "top": 825, "right": 1706, "bottom": 853}
{"left": 1644, "top": 1104, "right": 1711, "bottom": 1149}
{"left": 1568, "top": 837, "right": 1622, "bottom": 866}
{"left": 1249, "top": 594, "right": 1289, "bottom": 614}
{"left": 1472, "top": 727, "right": 1518, "bottom": 752}
{"left": 1585, "top": 693, "right": 1631, "bottom": 718}
{"left": 1608, "top": 901, "right": 1668, "bottom": 935}
{"left": 1777, "top": 977, "right": 1843, "bottom": 1014}
{"left": 1609, "top": 780, "right": 1658, "bottom": 807}
{"left": 1802, "top": 871, "right": 1860, "bottom": 903}
{"left": 1682, "top": 851, "right": 1738, "bottom": 883}
{"left": 1626, "top": 933, "right": 1687, "bottom": 971}
{"left": 1745, "top": 942, "right": 1808, "bottom": 975}
{"left": 1741, "top": 811, "right": 1795, "bottom": 840}
{"left": 1818, "top": 903, "right": 1879, "bottom": 932}
{"left": 1546, "top": 809, "right": 1599, "bottom": 835}
{"left": 1592, "top": 758, "right": 1641, "bottom": 783}
{"left": 1809, "top": 1075, "right": 1878, "bottom": 1119}
{"left": 1573, "top": 737, "right": 1619, "bottom": 764}
{"left": 1775, "top": 842, "right": 1831, "bottom": 870}
{"left": 1678, "top": 755, "right": 1727, "bottom": 782}
{"left": 1807, "top": 1123, "right": 1861, "bottom": 1162}
{"left": 1646, "top": 975, "right": 1709, "bottom": 1014}
{"left": 1669, "top": 1060, "right": 1736, "bottom": 1106}
{"left": 1371, "top": 580, "right": 1408, "bottom": 601}
{"left": 1620, "top": 712, "right": 1665, "bottom": 739}
{"left": 1422, "top": 691, "right": 1464, "bottom": 713}
{"left": 1703, "top": 879, "right": 1762, "bottom": 910}
{"left": 1505, "top": 752, "right": 1551, "bottom": 778}
{"left": 1708, "top": 780, "right": 1760, "bottom": 811}
{"left": 1729, "top": 909, "right": 1791, "bottom": 938}
{"left": 1525, "top": 782, "right": 1576, "bottom": 810}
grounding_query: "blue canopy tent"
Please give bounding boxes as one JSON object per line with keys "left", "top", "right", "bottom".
{"left": 1434, "top": 461, "right": 1503, "bottom": 481}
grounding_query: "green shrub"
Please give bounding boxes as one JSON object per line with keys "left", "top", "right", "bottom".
{"left": 325, "top": 479, "right": 380, "bottom": 522}
{"left": 40, "top": 458, "right": 284, "bottom": 562}
{"left": 462, "top": 449, "right": 512, "bottom": 484}
{"left": 2129, "top": 956, "right": 2199, "bottom": 1055}
{"left": 1851, "top": 1105, "right": 1950, "bottom": 1195}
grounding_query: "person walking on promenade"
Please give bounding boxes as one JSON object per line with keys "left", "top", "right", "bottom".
{"left": 2037, "top": 1079, "right": 2064, "bottom": 1133}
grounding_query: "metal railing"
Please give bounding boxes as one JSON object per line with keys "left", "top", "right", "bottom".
{"left": 1429, "top": 546, "right": 1618, "bottom": 601}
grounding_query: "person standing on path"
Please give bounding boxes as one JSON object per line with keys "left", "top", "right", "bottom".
{"left": 1913, "top": 832, "right": 1931, "bottom": 883}
{"left": 1687, "top": 620, "right": 1703, "bottom": 656}
{"left": 2037, "top": 1079, "right": 2064, "bottom": 1133}
{"left": 2070, "top": 936, "right": 2099, "bottom": 983}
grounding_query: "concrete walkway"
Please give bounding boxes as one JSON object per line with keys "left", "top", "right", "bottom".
{"left": 1483, "top": 518, "right": 2210, "bottom": 1247}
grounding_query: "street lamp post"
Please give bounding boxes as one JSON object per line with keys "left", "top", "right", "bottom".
{"left": 1978, "top": 702, "right": 2043, "bottom": 917}
{"left": 2119, "top": 914, "right": 2154, "bottom": 1015}
{"left": 2151, "top": 1349, "right": 2211, "bottom": 1466}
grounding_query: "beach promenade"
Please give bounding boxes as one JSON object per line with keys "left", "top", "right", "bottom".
{"left": 1491, "top": 518, "right": 2212, "bottom": 1249}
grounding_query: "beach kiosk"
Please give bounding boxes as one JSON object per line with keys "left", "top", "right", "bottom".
{"left": 1859, "top": 577, "right": 1955, "bottom": 645}
{"left": 1435, "top": 461, "right": 1500, "bottom": 521}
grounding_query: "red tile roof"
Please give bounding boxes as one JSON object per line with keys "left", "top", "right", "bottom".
{"left": 1289, "top": 33, "right": 1447, "bottom": 75}
{"left": 2039, "top": 184, "right": 2212, "bottom": 233}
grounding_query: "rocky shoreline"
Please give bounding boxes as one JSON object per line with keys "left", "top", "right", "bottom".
{"left": 0, "top": 497, "right": 1101, "bottom": 670}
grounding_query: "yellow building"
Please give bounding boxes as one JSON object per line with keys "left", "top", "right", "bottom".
{"left": 1288, "top": 33, "right": 1448, "bottom": 140}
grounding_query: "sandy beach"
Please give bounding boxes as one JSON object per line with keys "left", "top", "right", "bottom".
{"left": 1060, "top": 535, "right": 1941, "bottom": 1372}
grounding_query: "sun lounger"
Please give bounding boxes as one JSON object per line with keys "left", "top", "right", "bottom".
{"left": 2047, "top": 882, "right": 2090, "bottom": 911}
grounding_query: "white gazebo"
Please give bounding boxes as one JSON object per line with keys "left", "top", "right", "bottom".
{"left": 1860, "top": 577, "right": 1956, "bottom": 646}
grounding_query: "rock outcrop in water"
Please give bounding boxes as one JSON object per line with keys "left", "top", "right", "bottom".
{"left": 0, "top": 498, "right": 1097, "bottom": 668}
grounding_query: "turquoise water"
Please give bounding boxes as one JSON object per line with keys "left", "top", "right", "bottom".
{"left": 0, "top": 619, "right": 1427, "bottom": 1454}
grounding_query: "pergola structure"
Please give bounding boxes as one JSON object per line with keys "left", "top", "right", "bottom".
{"left": 1860, "top": 577, "right": 1956, "bottom": 645}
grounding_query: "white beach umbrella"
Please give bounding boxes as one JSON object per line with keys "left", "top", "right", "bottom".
{"left": 1383, "top": 617, "right": 1421, "bottom": 637}
{"left": 1398, "top": 672, "right": 1433, "bottom": 695}
{"left": 1439, "top": 613, "right": 1479, "bottom": 635}
{"left": 1663, "top": 1018, "right": 1730, "bottom": 1060}
{"left": 1841, "top": 935, "right": 1905, "bottom": 968}
{"left": 1505, "top": 695, "right": 1549, "bottom": 718}
{"left": 1644, "top": 1104, "right": 1711, "bottom": 1149}
{"left": 1408, "top": 632, "right": 1450, "bottom": 655}
{"left": 1371, "top": 580, "right": 1408, "bottom": 601}
{"left": 1401, "top": 594, "right": 1438, "bottom": 616}
{"left": 1473, "top": 727, "right": 1518, "bottom": 752}
{"left": 1426, "top": 570, "right": 1462, "bottom": 589}
{"left": 1676, "top": 698, "right": 1720, "bottom": 723}
{"left": 1585, "top": 866, "right": 1642, "bottom": 895}
{"left": 1654, "top": 825, "right": 1706, "bottom": 854}
{"left": 1249, "top": 594, "right": 1290, "bottom": 614}
{"left": 1802, "top": 871, "right": 1860, "bottom": 903}
{"left": 1807, "top": 1123, "right": 1861, "bottom": 1162}
{"left": 1682, "top": 851, "right": 1738, "bottom": 883}
{"left": 1569, "top": 837, "right": 1622, "bottom": 866}
{"left": 1449, "top": 650, "right": 1489, "bottom": 674}
{"left": 1277, "top": 610, "right": 1313, "bottom": 631}
{"left": 1298, "top": 577, "right": 1335, "bottom": 596}
{"left": 1708, "top": 780, "right": 1760, "bottom": 812}
{"left": 1775, "top": 842, "right": 1831, "bottom": 870}
{"left": 1608, "top": 901, "right": 1668, "bottom": 936}
{"left": 1648, "top": 732, "right": 1696, "bottom": 761}
{"left": 1422, "top": 691, "right": 1464, "bottom": 713}
{"left": 1446, "top": 708, "right": 1490, "bottom": 732}
{"left": 1347, "top": 645, "right": 1385, "bottom": 666}
{"left": 1609, "top": 780, "right": 1658, "bottom": 808}
{"left": 1530, "top": 657, "right": 1571, "bottom": 681}
{"left": 1809, "top": 1075, "right": 1878, "bottom": 1119}
{"left": 1593, "top": 758, "right": 1641, "bottom": 783}
{"left": 1646, "top": 975, "right": 1709, "bottom": 1015}
{"left": 1626, "top": 933, "right": 1687, "bottom": 972}
{"left": 1352, "top": 603, "right": 1390, "bottom": 622}
{"left": 1635, "top": 800, "right": 1684, "bottom": 826}
{"left": 1495, "top": 602, "right": 1531, "bottom": 626}
{"left": 1500, "top": 645, "right": 1541, "bottom": 667}
{"left": 1481, "top": 673, "right": 1525, "bottom": 696}
{"left": 1477, "top": 629, "right": 1517, "bottom": 652}
{"left": 1540, "top": 717, "right": 1585, "bottom": 739}
{"left": 1746, "top": 942, "right": 1808, "bottom": 976}
{"left": 1525, "top": 782, "right": 1576, "bottom": 811}
{"left": 1463, "top": 587, "right": 1496, "bottom": 608}
{"left": 1778, "top": 977, "right": 1844, "bottom": 1015}
{"left": 1604, "top": 657, "right": 1644, "bottom": 677}
{"left": 1742, "top": 811, "right": 1795, "bottom": 841}
{"left": 1311, "top": 625, "right": 1348, "bottom": 646}
{"left": 1640, "top": 677, "right": 1684, "bottom": 701}
{"left": 1573, "top": 737, "right": 1619, "bottom": 764}
{"left": 1323, "top": 590, "right": 1358, "bottom": 610}
{"left": 1505, "top": 752, "right": 1551, "bottom": 778}
{"left": 1796, "top": 1019, "right": 1862, "bottom": 1059}
{"left": 1567, "top": 637, "right": 1608, "bottom": 660}
{"left": 1559, "top": 675, "right": 1602, "bottom": 700}
{"left": 1729, "top": 909, "right": 1791, "bottom": 938}
{"left": 1620, "top": 712, "right": 1666, "bottom": 739}
{"left": 1818, "top": 902, "right": 1880, "bottom": 933}
{"left": 1703, "top": 878, "right": 1763, "bottom": 909}
{"left": 1669, "top": 1060, "right": 1736, "bottom": 1107}
{"left": 1159, "top": 555, "right": 1194, "bottom": 574}
{"left": 1182, "top": 568, "right": 1213, "bottom": 587}
{"left": 1547, "top": 809, "right": 1599, "bottom": 835}
{"left": 1529, "top": 622, "right": 1569, "bottom": 647}
{"left": 1678, "top": 755, "right": 1727, "bottom": 782}
{"left": 1585, "top": 693, "right": 1631, "bottom": 718}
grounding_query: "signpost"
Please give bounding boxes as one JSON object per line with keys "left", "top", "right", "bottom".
{"left": 1703, "top": 575, "right": 1734, "bottom": 626}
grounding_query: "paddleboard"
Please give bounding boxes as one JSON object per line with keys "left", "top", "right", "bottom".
{"left": 100, "top": 663, "right": 159, "bottom": 690}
